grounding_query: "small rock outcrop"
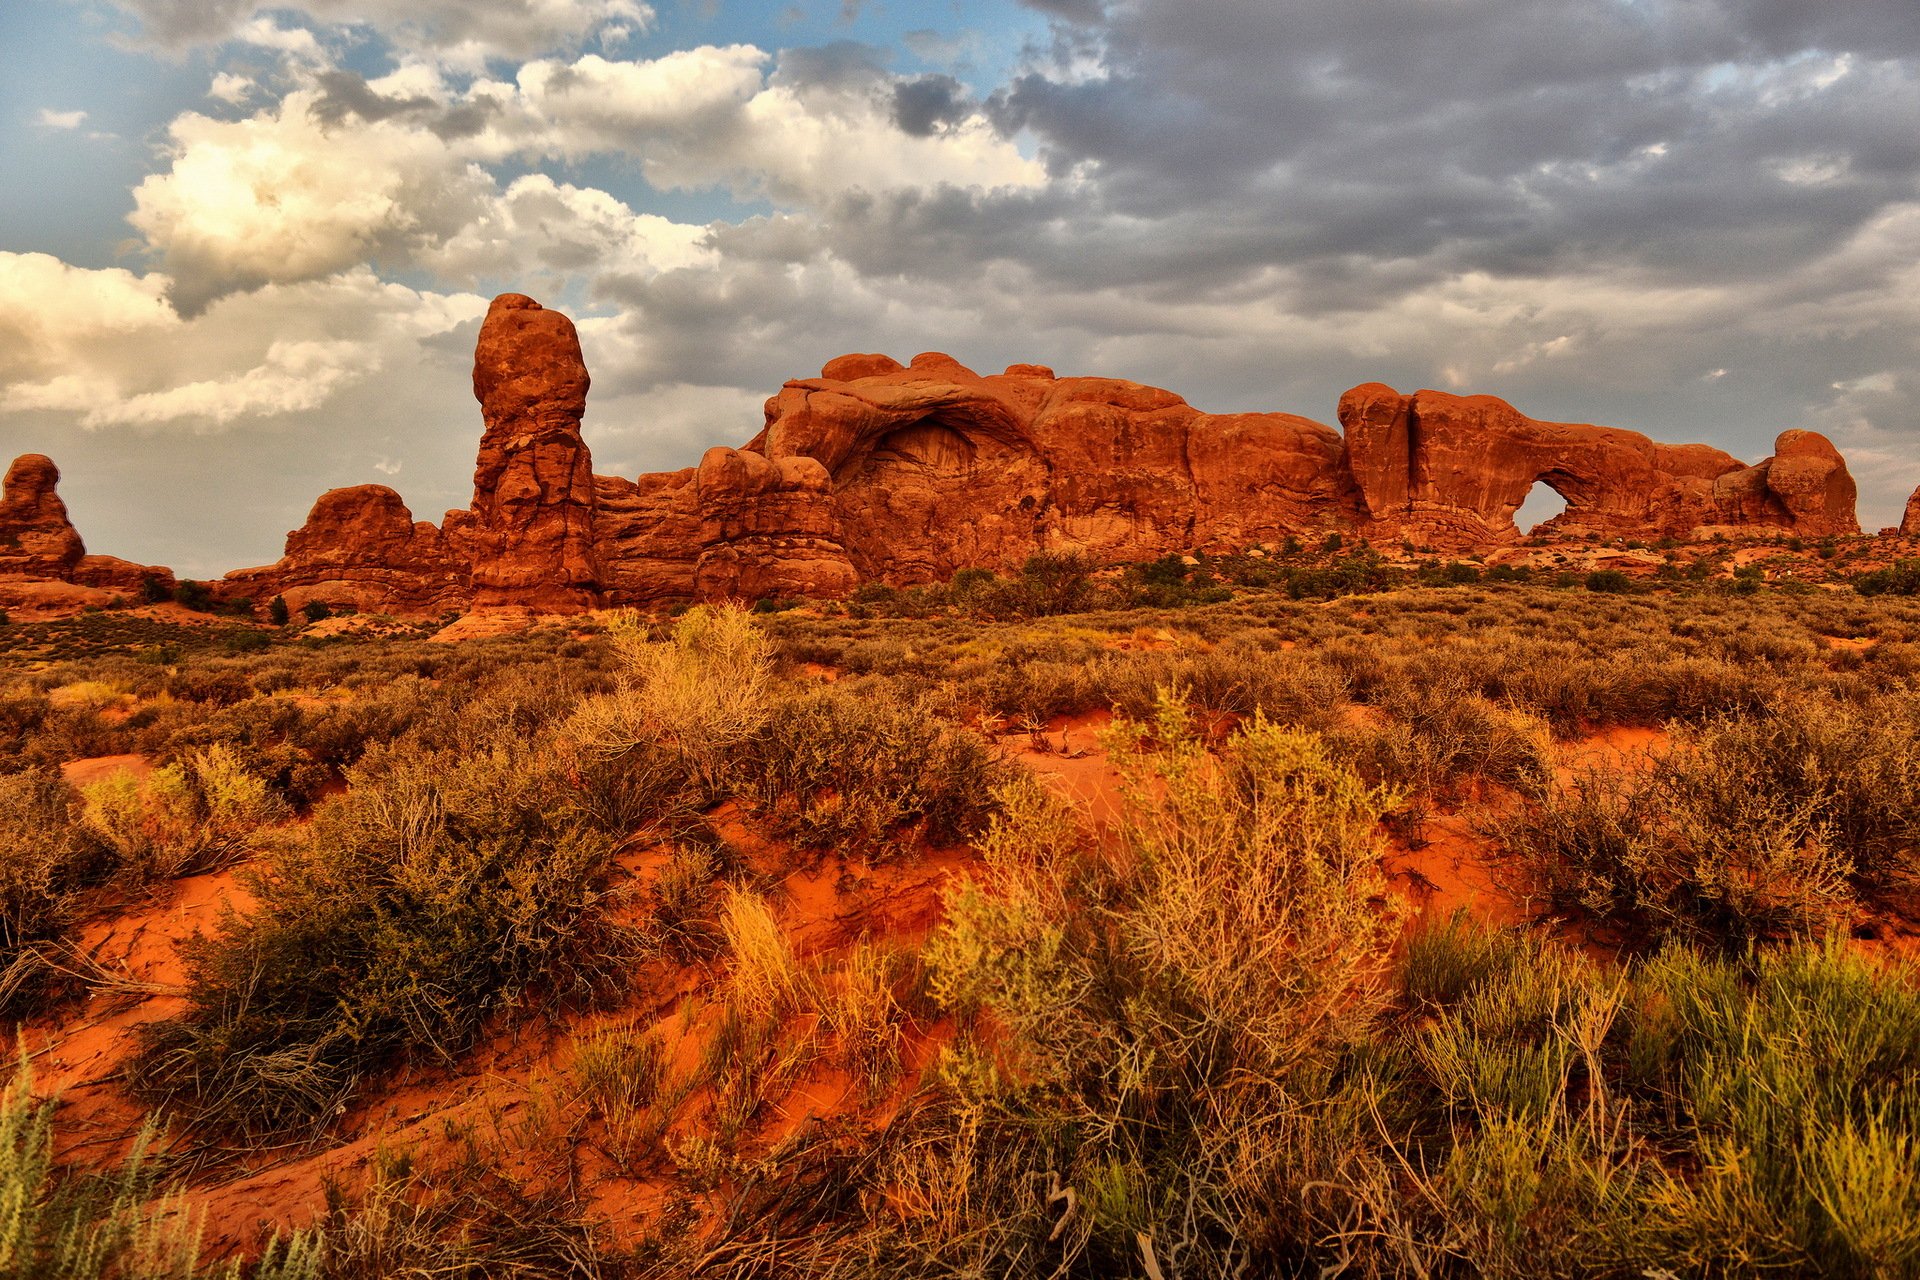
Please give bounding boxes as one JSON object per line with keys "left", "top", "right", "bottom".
{"left": 1340, "top": 384, "right": 1858, "bottom": 545}
{"left": 225, "top": 485, "right": 466, "bottom": 615}
{"left": 1, "top": 454, "right": 175, "bottom": 598}
{"left": 0, "top": 454, "right": 86, "bottom": 580}
{"left": 441, "top": 294, "right": 605, "bottom": 611}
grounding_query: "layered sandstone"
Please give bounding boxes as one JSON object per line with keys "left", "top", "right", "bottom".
{"left": 1340, "top": 384, "right": 1857, "bottom": 545}
{"left": 225, "top": 485, "right": 467, "bottom": 615}
{"left": 190, "top": 294, "right": 1871, "bottom": 614}
{"left": 744, "top": 353, "right": 1358, "bottom": 584}
{"left": 1903, "top": 484, "right": 1920, "bottom": 537}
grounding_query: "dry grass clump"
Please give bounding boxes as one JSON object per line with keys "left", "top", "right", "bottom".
{"left": 0, "top": 772, "right": 110, "bottom": 1017}
{"left": 749, "top": 686, "right": 1011, "bottom": 859}
{"left": 306, "top": 1148, "right": 607, "bottom": 1277}
{"left": 130, "top": 736, "right": 640, "bottom": 1141}
{"left": 1510, "top": 693, "right": 1920, "bottom": 940}
{"left": 79, "top": 744, "right": 285, "bottom": 880}
{"left": 0, "top": 1055, "right": 320, "bottom": 1278}
{"left": 565, "top": 606, "right": 774, "bottom": 801}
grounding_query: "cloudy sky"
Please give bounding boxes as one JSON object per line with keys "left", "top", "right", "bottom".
{"left": 3, "top": 0, "right": 1918, "bottom": 575}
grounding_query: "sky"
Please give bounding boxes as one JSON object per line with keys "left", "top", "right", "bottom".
{"left": 2, "top": 0, "right": 1918, "bottom": 576}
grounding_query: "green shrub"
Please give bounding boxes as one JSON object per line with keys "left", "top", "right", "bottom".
{"left": 1585, "top": 569, "right": 1634, "bottom": 593}
{"left": 1854, "top": 559, "right": 1920, "bottom": 596}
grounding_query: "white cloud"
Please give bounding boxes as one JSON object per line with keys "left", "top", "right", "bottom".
{"left": 0, "top": 253, "right": 178, "bottom": 382}
{"left": 8, "top": 339, "right": 373, "bottom": 429}
{"left": 420, "top": 174, "right": 713, "bottom": 286}
{"left": 496, "top": 48, "right": 1046, "bottom": 204}
{"left": 208, "top": 72, "right": 256, "bottom": 104}
{"left": 129, "top": 93, "right": 496, "bottom": 309}
{"left": 109, "top": 0, "right": 654, "bottom": 65}
{"left": 35, "top": 108, "right": 88, "bottom": 129}
{"left": 0, "top": 256, "right": 485, "bottom": 433}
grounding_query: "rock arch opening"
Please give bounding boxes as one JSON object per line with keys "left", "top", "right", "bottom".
{"left": 1515, "top": 479, "right": 1570, "bottom": 534}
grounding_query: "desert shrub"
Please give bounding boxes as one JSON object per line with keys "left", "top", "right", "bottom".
{"left": 79, "top": 744, "right": 286, "bottom": 880}
{"left": 1854, "top": 559, "right": 1920, "bottom": 596}
{"left": 0, "top": 773, "right": 113, "bottom": 1017}
{"left": 1334, "top": 678, "right": 1551, "bottom": 799}
{"left": 971, "top": 551, "right": 1097, "bottom": 618}
{"left": 564, "top": 605, "right": 772, "bottom": 801}
{"left": 130, "top": 740, "right": 638, "bottom": 1140}
{"left": 306, "top": 1149, "right": 605, "bottom": 1277}
{"left": 748, "top": 687, "right": 1010, "bottom": 858}
{"left": 1627, "top": 943, "right": 1920, "bottom": 1275}
{"left": 911, "top": 697, "right": 1405, "bottom": 1274}
{"left": 1515, "top": 693, "right": 1920, "bottom": 939}
{"left": 1093, "top": 647, "right": 1348, "bottom": 729}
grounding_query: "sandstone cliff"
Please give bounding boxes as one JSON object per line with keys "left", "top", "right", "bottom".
{"left": 2, "top": 293, "right": 1832, "bottom": 615}
{"left": 1339, "top": 384, "right": 1857, "bottom": 544}
{"left": 224, "top": 485, "right": 466, "bottom": 615}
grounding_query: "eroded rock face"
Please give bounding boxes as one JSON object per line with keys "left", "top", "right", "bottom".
{"left": 225, "top": 485, "right": 467, "bottom": 614}
{"left": 0, "top": 454, "right": 86, "bottom": 579}
{"left": 744, "top": 354, "right": 1360, "bottom": 585}
{"left": 1903, "top": 485, "right": 1920, "bottom": 537}
{"left": 442, "top": 293, "right": 605, "bottom": 610}
{"left": 1340, "top": 384, "right": 1857, "bottom": 545}
{"left": 182, "top": 294, "right": 1861, "bottom": 616}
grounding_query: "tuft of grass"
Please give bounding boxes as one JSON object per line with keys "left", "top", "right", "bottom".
{"left": 720, "top": 886, "right": 812, "bottom": 1021}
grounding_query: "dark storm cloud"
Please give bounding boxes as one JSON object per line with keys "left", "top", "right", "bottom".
{"left": 891, "top": 74, "right": 971, "bottom": 136}
{"left": 308, "top": 70, "right": 438, "bottom": 127}
{"left": 770, "top": 39, "right": 891, "bottom": 89}
{"left": 1017, "top": 0, "right": 1105, "bottom": 24}
{"left": 972, "top": 0, "right": 1920, "bottom": 309}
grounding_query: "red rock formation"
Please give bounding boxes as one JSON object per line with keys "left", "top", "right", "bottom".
{"left": 1903, "top": 485, "right": 1920, "bottom": 538}
{"left": 1340, "top": 384, "right": 1857, "bottom": 546}
{"left": 1, "top": 454, "right": 176, "bottom": 599}
{"left": 225, "top": 485, "right": 466, "bottom": 615}
{"left": 176, "top": 294, "right": 1862, "bottom": 617}
{"left": 0, "top": 454, "right": 86, "bottom": 580}
{"left": 734, "top": 352, "right": 1359, "bottom": 586}
{"left": 442, "top": 294, "right": 605, "bottom": 610}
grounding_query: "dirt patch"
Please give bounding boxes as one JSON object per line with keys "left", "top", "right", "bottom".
{"left": 61, "top": 754, "right": 154, "bottom": 789}
{"left": 1552, "top": 725, "right": 1670, "bottom": 785}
